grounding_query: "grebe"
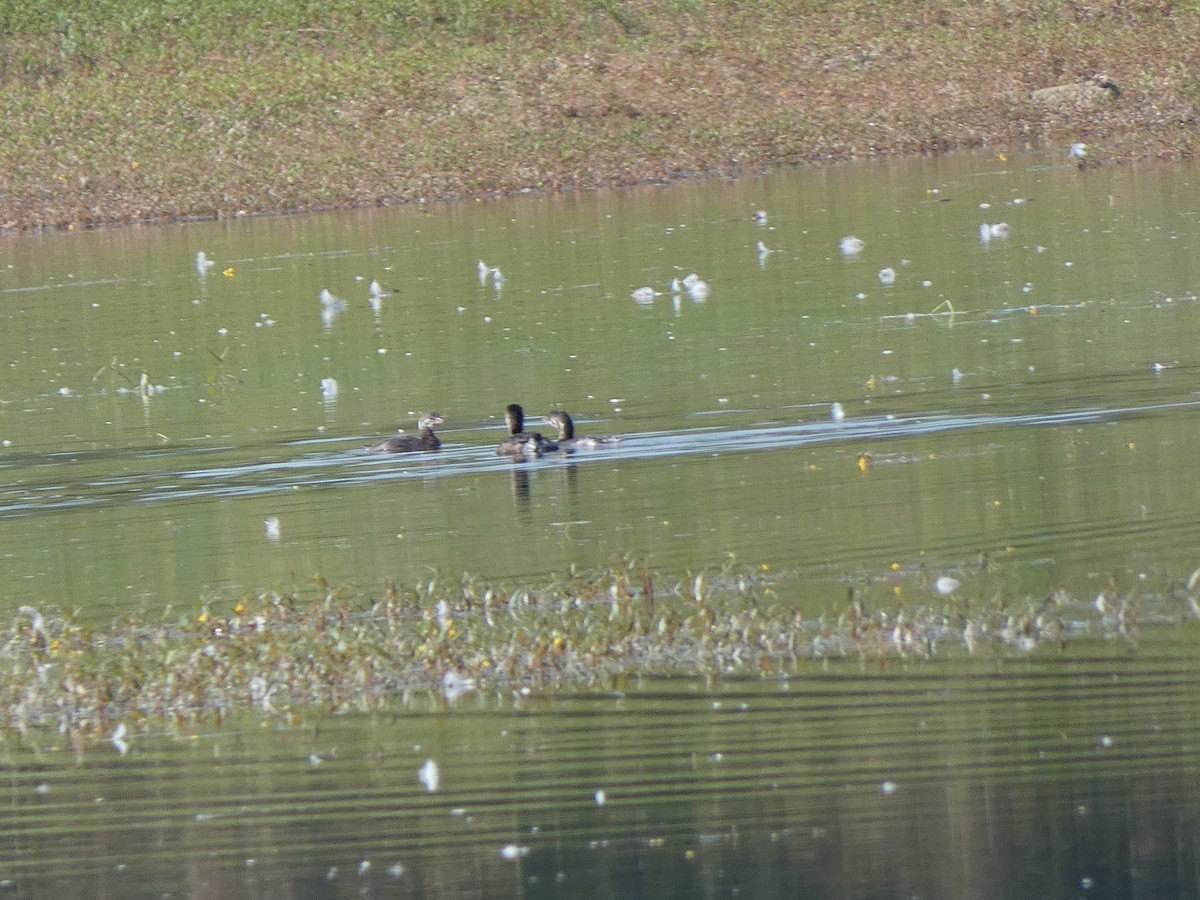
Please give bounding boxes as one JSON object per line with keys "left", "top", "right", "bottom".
{"left": 365, "top": 412, "right": 443, "bottom": 453}
{"left": 544, "top": 409, "right": 619, "bottom": 449}
{"left": 496, "top": 403, "right": 563, "bottom": 458}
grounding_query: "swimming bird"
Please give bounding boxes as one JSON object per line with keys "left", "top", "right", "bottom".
{"left": 496, "top": 403, "right": 562, "bottom": 458}
{"left": 365, "top": 412, "right": 444, "bottom": 454}
{"left": 544, "top": 409, "right": 620, "bottom": 449}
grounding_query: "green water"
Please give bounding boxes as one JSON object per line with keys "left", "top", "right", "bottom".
{"left": 3, "top": 151, "right": 1199, "bottom": 619}
{"left": 3, "top": 151, "right": 1200, "bottom": 896}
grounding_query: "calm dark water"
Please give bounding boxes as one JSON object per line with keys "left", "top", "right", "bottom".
{"left": 3, "top": 150, "right": 1200, "bottom": 897}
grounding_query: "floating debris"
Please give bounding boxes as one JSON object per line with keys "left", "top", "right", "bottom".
{"left": 500, "top": 845, "right": 530, "bottom": 861}
{"left": 933, "top": 576, "right": 961, "bottom": 596}
{"left": 830, "top": 402, "right": 846, "bottom": 422}
{"left": 682, "top": 273, "right": 709, "bottom": 301}
{"left": 114, "top": 372, "right": 166, "bottom": 401}
{"left": 878, "top": 267, "right": 896, "bottom": 285}
{"left": 264, "top": 517, "right": 281, "bottom": 542}
{"left": 418, "top": 759, "right": 440, "bottom": 793}
{"left": 111, "top": 723, "right": 129, "bottom": 757}
{"left": 320, "top": 377, "right": 338, "bottom": 402}
{"left": 979, "top": 222, "right": 1011, "bottom": 243}
{"left": 442, "top": 670, "right": 476, "bottom": 703}
{"left": 631, "top": 286, "right": 658, "bottom": 304}
{"left": 368, "top": 280, "right": 388, "bottom": 315}
{"left": 17, "top": 606, "right": 44, "bottom": 635}
{"left": 839, "top": 236, "right": 864, "bottom": 256}
{"left": 319, "top": 289, "right": 345, "bottom": 327}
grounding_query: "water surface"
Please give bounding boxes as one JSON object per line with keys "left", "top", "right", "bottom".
{"left": 2, "top": 151, "right": 1199, "bottom": 617}
{"left": 3, "top": 150, "right": 1200, "bottom": 897}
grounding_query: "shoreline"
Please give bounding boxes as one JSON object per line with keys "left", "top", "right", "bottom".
{"left": 1, "top": 2, "right": 1198, "bottom": 232}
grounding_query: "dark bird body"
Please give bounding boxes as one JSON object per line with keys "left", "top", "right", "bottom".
{"left": 365, "top": 412, "right": 443, "bottom": 453}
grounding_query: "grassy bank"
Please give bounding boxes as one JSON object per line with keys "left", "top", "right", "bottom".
{"left": 1, "top": 0, "right": 1199, "bottom": 229}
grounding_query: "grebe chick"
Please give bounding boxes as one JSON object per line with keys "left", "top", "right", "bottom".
{"left": 545, "top": 409, "right": 620, "bottom": 449}
{"left": 496, "top": 403, "right": 564, "bottom": 458}
{"left": 365, "top": 412, "right": 443, "bottom": 454}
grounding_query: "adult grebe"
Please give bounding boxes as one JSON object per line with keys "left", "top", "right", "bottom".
{"left": 365, "top": 412, "right": 443, "bottom": 453}
{"left": 544, "top": 409, "right": 620, "bottom": 449}
{"left": 496, "top": 403, "right": 563, "bottom": 458}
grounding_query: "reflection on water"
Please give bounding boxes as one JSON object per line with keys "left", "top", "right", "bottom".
{"left": 2, "top": 628, "right": 1198, "bottom": 898}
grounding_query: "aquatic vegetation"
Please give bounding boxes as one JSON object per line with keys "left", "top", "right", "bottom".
{"left": 0, "top": 558, "right": 1161, "bottom": 749}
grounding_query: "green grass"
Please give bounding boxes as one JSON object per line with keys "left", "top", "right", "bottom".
{"left": 0, "top": 0, "right": 1197, "bottom": 228}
